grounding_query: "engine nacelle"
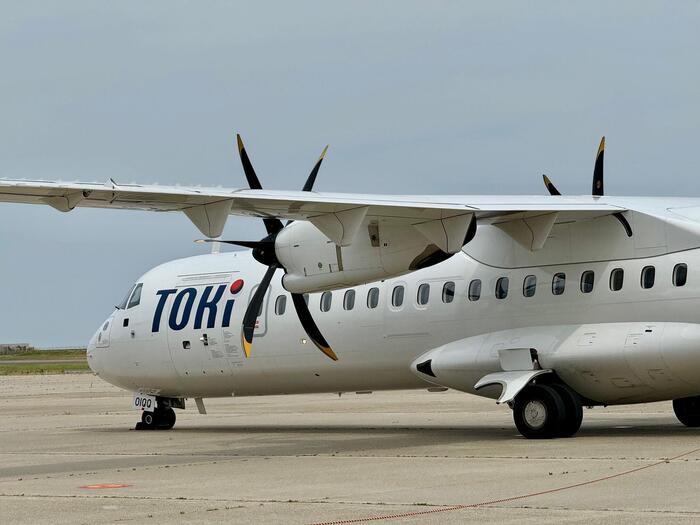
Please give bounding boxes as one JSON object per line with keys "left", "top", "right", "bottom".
{"left": 411, "top": 322, "right": 700, "bottom": 405}
{"left": 275, "top": 218, "right": 469, "bottom": 293}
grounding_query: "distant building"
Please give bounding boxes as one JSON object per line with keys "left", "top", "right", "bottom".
{"left": 0, "top": 343, "right": 32, "bottom": 355}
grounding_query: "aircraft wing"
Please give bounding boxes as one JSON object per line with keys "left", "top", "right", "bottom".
{"left": 0, "top": 179, "right": 625, "bottom": 238}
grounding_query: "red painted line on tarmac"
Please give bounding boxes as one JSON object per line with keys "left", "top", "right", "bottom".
{"left": 308, "top": 446, "right": 700, "bottom": 525}
{"left": 79, "top": 483, "right": 131, "bottom": 490}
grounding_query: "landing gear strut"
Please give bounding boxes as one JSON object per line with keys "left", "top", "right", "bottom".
{"left": 513, "top": 383, "right": 583, "bottom": 439}
{"left": 673, "top": 396, "right": 700, "bottom": 427}
{"left": 135, "top": 397, "right": 180, "bottom": 430}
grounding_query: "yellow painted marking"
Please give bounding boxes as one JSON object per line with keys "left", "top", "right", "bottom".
{"left": 236, "top": 133, "right": 245, "bottom": 153}
{"left": 597, "top": 136, "right": 605, "bottom": 156}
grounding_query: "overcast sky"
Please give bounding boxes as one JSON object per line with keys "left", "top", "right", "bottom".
{"left": 1, "top": 1, "right": 699, "bottom": 346}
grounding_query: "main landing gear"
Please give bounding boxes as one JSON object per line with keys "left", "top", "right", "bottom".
{"left": 512, "top": 383, "right": 583, "bottom": 439}
{"left": 673, "top": 396, "right": 700, "bottom": 427}
{"left": 135, "top": 397, "right": 182, "bottom": 430}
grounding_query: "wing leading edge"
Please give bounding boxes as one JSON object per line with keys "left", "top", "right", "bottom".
{"left": 0, "top": 178, "right": 625, "bottom": 238}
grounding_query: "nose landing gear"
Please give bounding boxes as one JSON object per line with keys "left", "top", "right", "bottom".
{"left": 135, "top": 397, "right": 182, "bottom": 430}
{"left": 136, "top": 407, "right": 176, "bottom": 430}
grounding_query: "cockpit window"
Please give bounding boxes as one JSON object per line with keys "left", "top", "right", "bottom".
{"left": 117, "top": 285, "right": 135, "bottom": 310}
{"left": 127, "top": 283, "right": 143, "bottom": 309}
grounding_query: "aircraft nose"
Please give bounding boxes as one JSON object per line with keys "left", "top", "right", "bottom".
{"left": 86, "top": 330, "right": 101, "bottom": 375}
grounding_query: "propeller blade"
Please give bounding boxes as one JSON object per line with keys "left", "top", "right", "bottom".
{"left": 235, "top": 134, "right": 284, "bottom": 235}
{"left": 241, "top": 265, "right": 278, "bottom": 358}
{"left": 542, "top": 175, "right": 562, "bottom": 196}
{"left": 196, "top": 239, "right": 263, "bottom": 249}
{"left": 302, "top": 145, "right": 329, "bottom": 192}
{"left": 236, "top": 134, "right": 263, "bottom": 190}
{"left": 592, "top": 136, "right": 605, "bottom": 196}
{"left": 291, "top": 293, "right": 338, "bottom": 361}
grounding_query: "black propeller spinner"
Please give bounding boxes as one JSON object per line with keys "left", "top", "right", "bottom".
{"left": 542, "top": 136, "right": 632, "bottom": 237}
{"left": 199, "top": 135, "right": 337, "bottom": 361}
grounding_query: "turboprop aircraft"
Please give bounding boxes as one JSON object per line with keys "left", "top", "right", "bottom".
{"left": 3, "top": 135, "right": 700, "bottom": 438}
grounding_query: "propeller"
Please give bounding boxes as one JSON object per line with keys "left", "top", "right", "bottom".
{"left": 542, "top": 137, "right": 632, "bottom": 237}
{"left": 198, "top": 134, "right": 337, "bottom": 361}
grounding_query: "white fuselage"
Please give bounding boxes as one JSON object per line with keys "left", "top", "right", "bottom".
{"left": 87, "top": 209, "right": 700, "bottom": 407}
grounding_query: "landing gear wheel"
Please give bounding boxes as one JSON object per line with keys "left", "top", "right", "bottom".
{"left": 513, "top": 385, "right": 565, "bottom": 439}
{"left": 549, "top": 384, "right": 583, "bottom": 437}
{"left": 673, "top": 396, "right": 700, "bottom": 427}
{"left": 160, "top": 407, "right": 176, "bottom": 430}
{"left": 135, "top": 407, "right": 176, "bottom": 430}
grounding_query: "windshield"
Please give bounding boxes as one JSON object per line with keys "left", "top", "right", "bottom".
{"left": 127, "top": 283, "right": 143, "bottom": 309}
{"left": 117, "top": 285, "right": 135, "bottom": 310}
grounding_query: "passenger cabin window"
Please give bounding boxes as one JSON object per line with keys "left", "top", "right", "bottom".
{"left": 673, "top": 263, "right": 688, "bottom": 287}
{"left": 320, "top": 291, "right": 332, "bottom": 312}
{"left": 495, "top": 277, "right": 509, "bottom": 299}
{"left": 275, "top": 295, "right": 286, "bottom": 315}
{"left": 367, "top": 287, "right": 379, "bottom": 309}
{"left": 610, "top": 268, "right": 624, "bottom": 291}
{"left": 442, "top": 282, "right": 455, "bottom": 303}
{"left": 343, "top": 290, "right": 355, "bottom": 310}
{"left": 641, "top": 266, "right": 655, "bottom": 289}
{"left": 552, "top": 273, "right": 566, "bottom": 296}
{"left": 468, "top": 279, "right": 482, "bottom": 301}
{"left": 417, "top": 283, "right": 430, "bottom": 306}
{"left": 392, "top": 285, "right": 405, "bottom": 307}
{"left": 523, "top": 275, "right": 537, "bottom": 298}
{"left": 581, "top": 271, "right": 595, "bottom": 293}
{"left": 127, "top": 283, "right": 143, "bottom": 309}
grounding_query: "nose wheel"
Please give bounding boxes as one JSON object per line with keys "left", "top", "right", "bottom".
{"left": 135, "top": 407, "right": 176, "bottom": 430}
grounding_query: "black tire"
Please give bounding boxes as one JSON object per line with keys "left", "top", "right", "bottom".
{"left": 673, "top": 397, "right": 700, "bottom": 427}
{"left": 513, "top": 384, "right": 565, "bottom": 439}
{"left": 158, "top": 407, "right": 176, "bottom": 430}
{"left": 549, "top": 384, "right": 583, "bottom": 437}
{"left": 136, "top": 410, "right": 156, "bottom": 430}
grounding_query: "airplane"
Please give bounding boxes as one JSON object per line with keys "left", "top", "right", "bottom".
{"left": 3, "top": 135, "right": 700, "bottom": 439}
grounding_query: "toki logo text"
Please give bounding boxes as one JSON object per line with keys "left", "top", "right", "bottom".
{"left": 151, "top": 285, "right": 236, "bottom": 332}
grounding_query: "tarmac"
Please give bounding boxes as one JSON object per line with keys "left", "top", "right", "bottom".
{"left": 1, "top": 374, "right": 700, "bottom": 524}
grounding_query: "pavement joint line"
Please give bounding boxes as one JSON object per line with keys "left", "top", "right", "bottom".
{"left": 3, "top": 452, "right": 700, "bottom": 461}
{"left": 2, "top": 493, "right": 700, "bottom": 517}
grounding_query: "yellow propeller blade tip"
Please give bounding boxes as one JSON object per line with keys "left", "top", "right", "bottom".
{"left": 598, "top": 136, "right": 605, "bottom": 155}
{"left": 319, "top": 145, "right": 329, "bottom": 161}
{"left": 543, "top": 174, "right": 552, "bottom": 186}
{"left": 241, "top": 337, "right": 252, "bottom": 358}
{"left": 319, "top": 345, "right": 338, "bottom": 361}
{"left": 236, "top": 133, "right": 245, "bottom": 153}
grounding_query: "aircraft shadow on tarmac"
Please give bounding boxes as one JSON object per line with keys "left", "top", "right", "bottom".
{"left": 91, "top": 419, "right": 700, "bottom": 442}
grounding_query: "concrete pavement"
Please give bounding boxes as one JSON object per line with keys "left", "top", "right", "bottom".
{"left": 1, "top": 374, "right": 699, "bottom": 524}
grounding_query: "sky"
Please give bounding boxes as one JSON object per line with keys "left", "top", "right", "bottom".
{"left": 1, "top": 1, "right": 699, "bottom": 346}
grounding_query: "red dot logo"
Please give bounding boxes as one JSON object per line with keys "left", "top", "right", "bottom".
{"left": 230, "top": 279, "right": 244, "bottom": 294}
